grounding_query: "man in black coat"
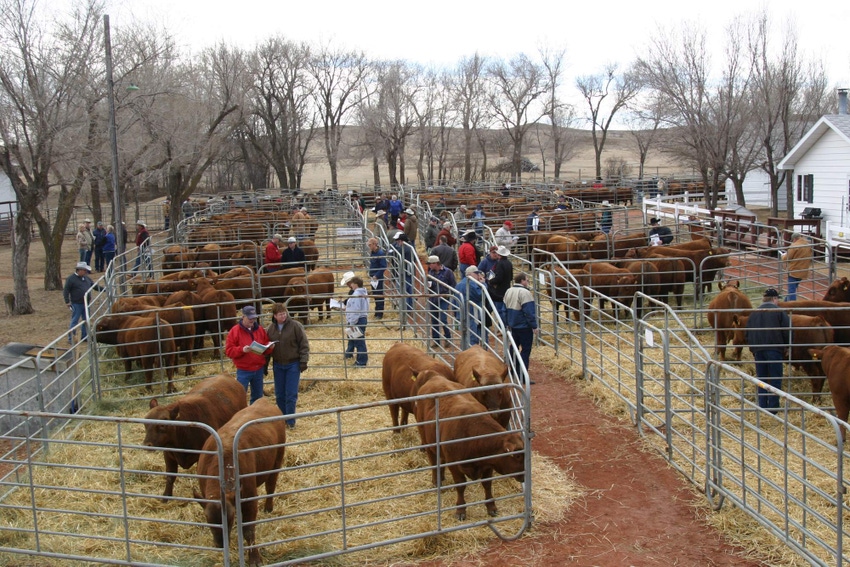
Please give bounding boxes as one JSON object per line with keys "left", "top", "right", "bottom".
{"left": 745, "top": 288, "right": 791, "bottom": 413}
{"left": 487, "top": 245, "right": 513, "bottom": 324}
{"left": 281, "top": 237, "right": 306, "bottom": 270}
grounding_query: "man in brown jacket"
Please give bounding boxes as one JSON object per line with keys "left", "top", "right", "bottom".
{"left": 782, "top": 233, "right": 812, "bottom": 301}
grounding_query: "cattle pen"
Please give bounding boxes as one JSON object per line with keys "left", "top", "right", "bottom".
{"left": 1, "top": 184, "right": 850, "bottom": 566}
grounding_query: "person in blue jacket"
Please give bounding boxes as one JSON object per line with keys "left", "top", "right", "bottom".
{"left": 367, "top": 237, "right": 387, "bottom": 320}
{"left": 503, "top": 272, "right": 539, "bottom": 380}
{"left": 456, "top": 266, "right": 486, "bottom": 346}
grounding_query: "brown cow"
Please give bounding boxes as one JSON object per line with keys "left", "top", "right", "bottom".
{"left": 94, "top": 314, "right": 177, "bottom": 392}
{"left": 256, "top": 267, "right": 307, "bottom": 301}
{"left": 194, "top": 398, "right": 286, "bottom": 567}
{"left": 706, "top": 280, "right": 752, "bottom": 361}
{"left": 453, "top": 345, "right": 512, "bottom": 427}
{"left": 549, "top": 266, "right": 590, "bottom": 321}
{"left": 192, "top": 280, "right": 239, "bottom": 347}
{"left": 381, "top": 343, "right": 455, "bottom": 430}
{"left": 778, "top": 300, "right": 850, "bottom": 345}
{"left": 300, "top": 239, "right": 319, "bottom": 272}
{"left": 823, "top": 277, "right": 850, "bottom": 303}
{"left": 414, "top": 374, "right": 525, "bottom": 521}
{"left": 113, "top": 299, "right": 197, "bottom": 373}
{"left": 143, "top": 374, "right": 247, "bottom": 499}
{"left": 808, "top": 346, "right": 850, "bottom": 439}
{"left": 584, "top": 261, "right": 638, "bottom": 312}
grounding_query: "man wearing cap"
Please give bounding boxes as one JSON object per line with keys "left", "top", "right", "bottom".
{"left": 92, "top": 221, "right": 107, "bottom": 272}
{"left": 75, "top": 223, "right": 90, "bottom": 263}
{"left": 133, "top": 221, "right": 152, "bottom": 277}
{"left": 374, "top": 210, "right": 388, "bottom": 234}
{"left": 600, "top": 201, "right": 613, "bottom": 233}
{"left": 433, "top": 196, "right": 447, "bottom": 220}
{"left": 458, "top": 231, "right": 479, "bottom": 276}
{"left": 488, "top": 246, "right": 514, "bottom": 323}
{"left": 225, "top": 306, "right": 273, "bottom": 403}
{"left": 456, "top": 266, "right": 486, "bottom": 346}
{"left": 63, "top": 261, "right": 101, "bottom": 343}
{"left": 424, "top": 216, "right": 440, "bottom": 251}
{"left": 265, "top": 234, "right": 283, "bottom": 271}
{"left": 426, "top": 255, "right": 457, "bottom": 347}
{"left": 478, "top": 245, "right": 500, "bottom": 274}
{"left": 367, "top": 237, "right": 387, "bottom": 319}
{"left": 453, "top": 204, "right": 469, "bottom": 231}
{"left": 495, "top": 220, "right": 518, "bottom": 252}
{"left": 504, "top": 272, "right": 539, "bottom": 380}
{"left": 402, "top": 208, "right": 418, "bottom": 243}
{"left": 281, "top": 236, "right": 306, "bottom": 270}
{"left": 745, "top": 288, "right": 791, "bottom": 413}
{"left": 648, "top": 218, "right": 673, "bottom": 245}
{"left": 555, "top": 196, "right": 568, "bottom": 211}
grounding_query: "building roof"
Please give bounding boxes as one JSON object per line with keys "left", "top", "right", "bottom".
{"left": 778, "top": 114, "right": 850, "bottom": 170}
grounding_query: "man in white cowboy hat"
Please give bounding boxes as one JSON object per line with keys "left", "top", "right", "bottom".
{"left": 374, "top": 209, "right": 388, "bottom": 233}
{"left": 63, "top": 261, "right": 101, "bottom": 343}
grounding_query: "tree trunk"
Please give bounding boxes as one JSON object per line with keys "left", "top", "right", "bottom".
{"left": 784, "top": 174, "right": 793, "bottom": 219}
{"left": 372, "top": 155, "right": 381, "bottom": 188}
{"left": 463, "top": 127, "right": 473, "bottom": 183}
{"left": 11, "top": 213, "right": 34, "bottom": 314}
{"left": 90, "top": 177, "right": 104, "bottom": 225}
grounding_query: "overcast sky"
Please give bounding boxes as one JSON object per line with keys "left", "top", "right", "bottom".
{"left": 110, "top": 0, "right": 850, "bottom": 89}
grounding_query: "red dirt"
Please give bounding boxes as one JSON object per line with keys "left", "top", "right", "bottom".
{"left": 410, "top": 361, "right": 766, "bottom": 567}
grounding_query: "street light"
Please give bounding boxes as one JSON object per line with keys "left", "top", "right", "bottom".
{"left": 104, "top": 15, "right": 123, "bottom": 263}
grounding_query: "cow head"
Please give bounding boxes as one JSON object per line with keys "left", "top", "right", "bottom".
{"left": 142, "top": 398, "right": 180, "bottom": 449}
{"left": 470, "top": 367, "right": 507, "bottom": 413}
{"left": 824, "top": 277, "right": 850, "bottom": 303}
{"left": 195, "top": 489, "right": 236, "bottom": 549}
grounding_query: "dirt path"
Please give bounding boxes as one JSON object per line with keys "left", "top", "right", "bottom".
{"left": 408, "top": 360, "right": 766, "bottom": 567}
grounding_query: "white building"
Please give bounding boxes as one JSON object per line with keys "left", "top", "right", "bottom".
{"left": 778, "top": 93, "right": 850, "bottom": 227}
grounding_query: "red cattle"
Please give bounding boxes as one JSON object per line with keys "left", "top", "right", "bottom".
{"left": 549, "top": 266, "right": 590, "bottom": 321}
{"left": 193, "top": 280, "right": 239, "bottom": 347}
{"left": 381, "top": 343, "right": 455, "bottom": 430}
{"left": 823, "top": 277, "right": 850, "bottom": 303}
{"left": 777, "top": 300, "right": 850, "bottom": 345}
{"left": 113, "top": 300, "right": 198, "bottom": 374}
{"left": 256, "top": 267, "right": 308, "bottom": 301}
{"left": 706, "top": 280, "right": 753, "bottom": 361}
{"left": 94, "top": 314, "right": 177, "bottom": 392}
{"left": 453, "top": 345, "right": 512, "bottom": 427}
{"left": 194, "top": 398, "right": 286, "bottom": 567}
{"left": 809, "top": 346, "right": 850, "bottom": 439}
{"left": 300, "top": 239, "right": 319, "bottom": 272}
{"left": 414, "top": 374, "right": 525, "bottom": 521}
{"left": 143, "top": 374, "right": 247, "bottom": 499}
{"left": 583, "top": 261, "right": 638, "bottom": 312}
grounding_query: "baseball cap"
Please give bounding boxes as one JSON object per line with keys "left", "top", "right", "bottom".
{"left": 288, "top": 237, "right": 296, "bottom": 243}
{"left": 393, "top": 231, "right": 404, "bottom": 240}
{"left": 764, "top": 288, "right": 779, "bottom": 298}
{"left": 242, "top": 306, "right": 259, "bottom": 320}
{"left": 427, "top": 255, "right": 440, "bottom": 264}
{"left": 504, "top": 221, "right": 513, "bottom": 228}
{"left": 489, "top": 245, "right": 499, "bottom": 253}
{"left": 84, "top": 218, "right": 91, "bottom": 223}
{"left": 465, "top": 266, "right": 481, "bottom": 276}
{"left": 405, "top": 208, "right": 415, "bottom": 215}
{"left": 650, "top": 218, "right": 660, "bottom": 225}
{"left": 376, "top": 210, "right": 386, "bottom": 216}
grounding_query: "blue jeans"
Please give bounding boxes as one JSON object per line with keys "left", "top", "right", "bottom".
{"left": 786, "top": 276, "right": 801, "bottom": 301}
{"left": 511, "top": 327, "right": 534, "bottom": 377}
{"left": 236, "top": 368, "right": 265, "bottom": 404}
{"left": 102, "top": 251, "right": 115, "bottom": 271}
{"left": 429, "top": 299, "right": 451, "bottom": 341}
{"left": 273, "top": 361, "right": 301, "bottom": 427}
{"left": 69, "top": 302, "right": 87, "bottom": 342}
{"left": 78, "top": 249, "right": 88, "bottom": 263}
{"left": 753, "top": 350, "right": 783, "bottom": 411}
{"left": 402, "top": 275, "right": 414, "bottom": 312}
{"left": 372, "top": 278, "right": 385, "bottom": 317}
{"left": 345, "top": 317, "right": 368, "bottom": 365}
{"left": 85, "top": 249, "right": 93, "bottom": 266}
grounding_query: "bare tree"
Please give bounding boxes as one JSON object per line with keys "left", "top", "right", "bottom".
{"left": 452, "top": 53, "right": 488, "bottom": 183}
{"left": 308, "top": 42, "right": 371, "bottom": 190}
{"left": 0, "top": 0, "right": 108, "bottom": 311}
{"left": 244, "top": 37, "right": 317, "bottom": 190}
{"left": 360, "top": 61, "right": 419, "bottom": 187}
{"left": 540, "top": 45, "right": 579, "bottom": 180}
{"left": 487, "top": 53, "right": 547, "bottom": 183}
{"left": 748, "top": 11, "right": 831, "bottom": 217}
{"left": 623, "top": 101, "right": 664, "bottom": 180}
{"left": 576, "top": 63, "right": 640, "bottom": 181}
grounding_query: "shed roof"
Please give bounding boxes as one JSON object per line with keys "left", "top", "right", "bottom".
{"left": 778, "top": 114, "right": 850, "bottom": 170}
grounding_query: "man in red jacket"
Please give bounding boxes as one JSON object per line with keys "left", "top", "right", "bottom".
{"left": 458, "top": 230, "right": 478, "bottom": 276}
{"left": 225, "top": 306, "right": 273, "bottom": 403}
